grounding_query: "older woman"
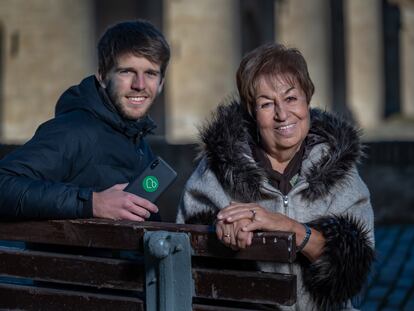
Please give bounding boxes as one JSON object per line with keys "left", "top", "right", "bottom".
{"left": 177, "top": 43, "right": 374, "bottom": 310}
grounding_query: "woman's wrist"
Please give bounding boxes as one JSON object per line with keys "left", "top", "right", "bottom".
{"left": 296, "top": 223, "right": 312, "bottom": 253}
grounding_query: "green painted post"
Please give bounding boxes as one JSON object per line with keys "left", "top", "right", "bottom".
{"left": 144, "top": 231, "right": 193, "bottom": 311}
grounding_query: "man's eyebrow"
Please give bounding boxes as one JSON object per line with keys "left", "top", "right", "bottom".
{"left": 146, "top": 68, "right": 161, "bottom": 74}
{"left": 116, "top": 66, "right": 135, "bottom": 71}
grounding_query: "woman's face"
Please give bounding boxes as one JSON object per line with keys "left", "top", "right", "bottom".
{"left": 254, "top": 74, "right": 310, "bottom": 157}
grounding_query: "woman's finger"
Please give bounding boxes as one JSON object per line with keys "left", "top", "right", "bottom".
{"left": 247, "top": 232, "right": 253, "bottom": 246}
{"left": 236, "top": 230, "right": 251, "bottom": 249}
{"left": 218, "top": 205, "right": 259, "bottom": 220}
{"left": 241, "top": 221, "right": 262, "bottom": 232}
{"left": 230, "top": 227, "right": 239, "bottom": 250}
{"left": 216, "top": 221, "right": 224, "bottom": 240}
{"left": 222, "top": 209, "right": 258, "bottom": 223}
{"left": 240, "top": 231, "right": 253, "bottom": 248}
{"left": 220, "top": 224, "right": 233, "bottom": 247}
{"left": 227, "top": 207, "right": 263, "bottom": 221}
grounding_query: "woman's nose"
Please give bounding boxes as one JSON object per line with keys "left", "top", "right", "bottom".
{"left": 274, "top": 103, "right": 288, "bottom": 121}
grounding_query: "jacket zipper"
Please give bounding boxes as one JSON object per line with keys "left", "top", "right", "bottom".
{"left": 282, "top": 193, "right": 298, "bottom": 311}
{"left": 283, "top": 195, "right": 289, "bottom": 209}
{"left": 262, "top": 182, "right": 307, "bottom": 311}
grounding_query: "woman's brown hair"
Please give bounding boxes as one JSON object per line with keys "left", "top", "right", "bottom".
{"left": 236, "top": 43, "right": 314, "bottom": 116}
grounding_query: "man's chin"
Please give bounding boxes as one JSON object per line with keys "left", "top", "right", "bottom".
{"left": 121, "top": 107, "right": 149, "bottom": 121}
{"left": 112, "top": 99, "right": 151, "bottom": 121}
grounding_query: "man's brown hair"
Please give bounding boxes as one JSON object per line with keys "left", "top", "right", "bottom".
{"left": 97, "top": 19, "right": 170, "bottom": 80}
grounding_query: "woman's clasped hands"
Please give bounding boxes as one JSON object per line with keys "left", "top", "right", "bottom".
{"left": 215, "top": 202, "right": 295, "bottom": 250}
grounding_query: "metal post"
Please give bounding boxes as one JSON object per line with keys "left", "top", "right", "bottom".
{"left": 144, "top": 231, "right": 193, "bottom": 311}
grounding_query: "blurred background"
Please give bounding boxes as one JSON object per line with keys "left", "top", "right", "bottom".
{"left": 0, "top": 1, "right": 413, "bottom": 309}
{"left": 2, "top": 0, "right": 412, "bottom": 221}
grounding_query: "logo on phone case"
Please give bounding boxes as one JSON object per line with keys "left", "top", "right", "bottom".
{"left": 142, "top": 176, "right": 159, "bottom": 192}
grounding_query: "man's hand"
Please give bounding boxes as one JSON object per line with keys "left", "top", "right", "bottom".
{"left": 92, "top": 183, "right": 159, "bottom": 221}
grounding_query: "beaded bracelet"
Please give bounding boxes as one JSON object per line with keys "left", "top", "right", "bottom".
{"left": 296, "top": 223, "right": 311, "bottom": 253}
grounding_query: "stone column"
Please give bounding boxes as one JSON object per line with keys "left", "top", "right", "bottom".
{"left": 275, "top": 0, "right": 332, "bottom": 110}
{"left": 164, "top": 0, "right": 241, "bottom": 143}
{"left": 345, "top": 0, "right": 384, "bottom": 129}
{"left": 398, "top": 1, "right": 414, "bottom": 117}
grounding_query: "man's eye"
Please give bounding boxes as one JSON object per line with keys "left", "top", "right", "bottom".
{"left": 119, "top": 70, "right": 132, "bottom": 74}
{"left": 146, "top": 71, "right": 159, "bottom": 77}
{"left": 286, "top": 96, "right": 297, "bottom": 103}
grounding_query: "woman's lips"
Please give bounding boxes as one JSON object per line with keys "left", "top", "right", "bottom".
{"left": 274, "top": 123, "right": 296, "bottom": 135}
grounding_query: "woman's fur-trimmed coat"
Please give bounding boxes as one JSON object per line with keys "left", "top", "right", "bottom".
{"left": 177, "top": 100, "right": 375, "bottom": 311}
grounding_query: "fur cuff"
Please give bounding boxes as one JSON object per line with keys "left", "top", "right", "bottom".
{"left": 301, "top": 214, "right": 374, "bottom": 310}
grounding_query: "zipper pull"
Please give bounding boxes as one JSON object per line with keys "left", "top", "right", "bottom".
{"left": 283, "top": 195, "right": 289, "bottom": 207}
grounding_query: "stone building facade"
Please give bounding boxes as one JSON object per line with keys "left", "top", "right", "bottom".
{"left": 0, "top": 0, "right": 413, "bottom": 144}
{"left": 0, "top": 0, "right": 95, "bottom": 142}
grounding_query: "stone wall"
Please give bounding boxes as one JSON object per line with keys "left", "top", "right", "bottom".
{"left": 164, "top": 0, "right": 241, "bottom": 143}
{"left": 0, "top": 0, "right": 95, "bottom": 143}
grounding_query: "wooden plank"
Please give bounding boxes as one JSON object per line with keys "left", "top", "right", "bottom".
{"left": 193, "top": 268, "right": 296, "bottom": 306}
{"left": 0, "top": 248, "right": 144, "bottom": 291}
{"left": 0, "top": 219, "right": 296, "bottom": 262}
{"left": 190, "top": 231, "right": 296, "bottom": 263}
{"left": 0, "top": 219, "right": 142, "bottom": 250}
{"left": 193, "top": 304, "right": 266, "bottom": 311}
{"left": 0, "top": 283, "right": 144, "bottom": 311}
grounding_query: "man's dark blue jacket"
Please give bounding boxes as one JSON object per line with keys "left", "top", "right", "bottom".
{"left": 0, "top": 76, "right": 157, "bottom": 220}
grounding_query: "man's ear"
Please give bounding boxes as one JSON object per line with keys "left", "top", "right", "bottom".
{"left": 157, "top": 79, "right": 165, "bottom": 94}
{"left": 95, "top": 72, "right": 107, "bottom": 88}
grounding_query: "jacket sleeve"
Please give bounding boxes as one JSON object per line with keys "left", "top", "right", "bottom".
{"left": 300, "top": 166, "right": 375, "bottom": 310}
{"left": 0, "top": 119, "right": 93, "bottom": 220}
{"left": 177, "top": 157, "right": 231, "bottom": 224}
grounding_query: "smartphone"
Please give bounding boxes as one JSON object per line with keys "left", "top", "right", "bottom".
{"left": 124, "top": 157, "right": 177, "bottom": 203}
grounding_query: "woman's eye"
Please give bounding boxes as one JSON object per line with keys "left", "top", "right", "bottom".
{"left": 260, "top": 102, "right": 274, "bottom": 109}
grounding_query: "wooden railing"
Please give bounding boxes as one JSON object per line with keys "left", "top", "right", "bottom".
{"left": 0, "top": 219, "right": 297, "bottom": 310}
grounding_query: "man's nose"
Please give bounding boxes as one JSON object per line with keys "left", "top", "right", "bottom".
{"left": 132, "top": 74, "right": 145, "bottom": 90}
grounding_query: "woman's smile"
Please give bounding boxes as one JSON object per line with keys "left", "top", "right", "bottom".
{"left": 274, "top": 123, "right": 297, "bottom": 136}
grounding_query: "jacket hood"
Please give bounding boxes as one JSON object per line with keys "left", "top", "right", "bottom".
{"left": 55, "top": 75, "right": 156, "bottom": 138}
{"left": 199, "top": 99, "right": 363, "bottom": 202}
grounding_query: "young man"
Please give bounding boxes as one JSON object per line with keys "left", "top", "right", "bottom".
{"left": 0, "top": 20, "right": 170, "bottom": 221}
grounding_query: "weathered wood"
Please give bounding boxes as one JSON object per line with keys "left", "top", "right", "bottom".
{"left": 193, "top": 304, "right": 266, "bottom": 311}
{"left": 0, "top": 219, "right": 298, "bottom": 309}
{"left": 0, "top": 247, "right": 295, "bottom": 305}
{"left": 0, "top": 247, "right": 144, "bottom": 291}
{"left": 0, "top": 219, "right": 296, "bottom": 262}
{"left": 0, "top": 283, "right": 144, "bottom": 310}
{"left": 193, "top": 268, "right": 296, "bottom": 306}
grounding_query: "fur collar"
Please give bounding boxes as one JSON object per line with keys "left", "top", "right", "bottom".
{"left": 199, "top": 99, "right": 363, "bottom": 202}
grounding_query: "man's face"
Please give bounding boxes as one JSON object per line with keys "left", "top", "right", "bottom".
{"left": 100, "top": 53, "right": 164, "bottom": 120}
